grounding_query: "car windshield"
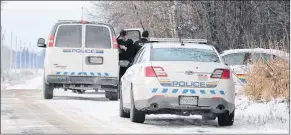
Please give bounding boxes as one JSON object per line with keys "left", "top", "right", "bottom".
{"left": 151, "top": 48, "right": 220, "bottom": 62}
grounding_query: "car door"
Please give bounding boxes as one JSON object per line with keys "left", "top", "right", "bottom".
{"left": 117, "top": 29, "right": 142, "bottom": 43}
{"left": 82, "top": 24, "right": 119, "bottom": 78}
{"left": 122, "top": 47, "right": 146, "bottom": 106}
{"left": 48, "top": 24, "right": 83, "bottom": 76}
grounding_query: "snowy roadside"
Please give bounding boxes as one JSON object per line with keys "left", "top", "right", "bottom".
{"left": 1, "top": 69, "right": 43, "bottom": 90}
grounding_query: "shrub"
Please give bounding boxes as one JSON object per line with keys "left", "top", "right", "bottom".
{"left": 244, "top": 58, "right": 290, "bottom": 103}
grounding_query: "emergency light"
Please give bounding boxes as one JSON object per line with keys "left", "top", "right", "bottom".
{"left": 149, "top": 38, "right": 207, "bottom": 44}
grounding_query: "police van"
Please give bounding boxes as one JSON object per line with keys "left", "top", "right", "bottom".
{"left": 37, "top": 20, "right": 120, "bottom": 100}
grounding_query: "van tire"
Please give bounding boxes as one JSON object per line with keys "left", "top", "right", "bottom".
{"left": 217, "top": 111, "right": 234, "bottom": 126}
{"left": 108, "top": 91, "right": 118, "bottom": 101}
{"left": 43, "top": 79, "right": 54, "bottom": 99}
{"left": 105, "top": 91, "right": 109, "bottom": 98}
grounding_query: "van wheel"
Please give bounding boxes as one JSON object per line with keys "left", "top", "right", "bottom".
{"left": 118, "top": 82, "right": 121, "bottom": 99}
{"left": 130, "top": 88, "right": 145, "bottom": 123}
{"left": 43, "top": 79, "right": 54, "bottom": 99}
{"left": 119, "top": 87, "right": 130, "bottom": 118}
{"left": 105, "top": 91, "right": 109, "bottom": 98}
{"left": 217, "top": 111, "right": 234, "bottom": 126}
{"left": 108, "top": 91, "right": 118, "bottom": 101}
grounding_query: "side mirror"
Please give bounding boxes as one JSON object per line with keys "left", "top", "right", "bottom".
{"left": 119, "top": 60, "right": 130, "bottom": 67}
{"left": 37, "top": 38, "right": 46, "bottom": 48}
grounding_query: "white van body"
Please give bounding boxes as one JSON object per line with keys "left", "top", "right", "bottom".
{"left": 38, "top": 20, "right": 120, "bottom": 100}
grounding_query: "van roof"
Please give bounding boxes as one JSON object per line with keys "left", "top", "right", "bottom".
{"left": 49, "top": 20, "right": 116, "bottom": 36}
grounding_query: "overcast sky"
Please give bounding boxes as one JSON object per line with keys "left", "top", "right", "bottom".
{"left": 1, "top": 1, "right": 92, "bottom": 51}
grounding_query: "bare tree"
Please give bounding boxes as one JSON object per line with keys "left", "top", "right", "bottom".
{"left": 88, "top": 1, "right": 290, "bottom": 51}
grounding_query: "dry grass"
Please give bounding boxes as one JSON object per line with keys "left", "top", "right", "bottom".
{"left": 244, "top": 58, "right": 290, "bottom": 102}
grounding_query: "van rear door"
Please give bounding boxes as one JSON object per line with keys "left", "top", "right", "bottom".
{"left": 48, "top": 24, "right": 83, "bottom": 76}
{"left": 117, "top": 28, "right": 143, "bottom": 43}
{"left": 82, "top": 24, "right": 119, "bottom": 78}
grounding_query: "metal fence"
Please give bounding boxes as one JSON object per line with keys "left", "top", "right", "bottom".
{"left": 1, "top": 26, "right": 45, "bottom": 82}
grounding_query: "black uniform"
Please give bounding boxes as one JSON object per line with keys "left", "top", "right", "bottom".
{"left": 133, "top": 38, "right": 149, "bottom": 56}
{"left": 124, "top": 39, "right": 135, "bottom": 63}
{"left": 119, "top": 39, "right": 134, "bottom": 79}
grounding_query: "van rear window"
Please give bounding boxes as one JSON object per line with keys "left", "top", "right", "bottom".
{"left": 85, "top": 25, "right": 111, "bottom": 48}
{"left": 55, "top": 25, "right": 82, "bottom": 48}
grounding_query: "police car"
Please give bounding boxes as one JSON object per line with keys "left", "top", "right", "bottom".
{"left": 119, "top": 38, "right": 235, "bottom": 126}
{"left": 37, "top": 20, "right": 120, "bottom": 100}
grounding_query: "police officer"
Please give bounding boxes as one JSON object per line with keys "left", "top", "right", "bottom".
{"left": 133, "top": 30, "right": 149, "bottom": 56}
{"left": 118, "top": 29, "right": 130, "bottom": 60}
{"left": 118, "top": 30, "right": 127, "bottom": 44}
{"left": 124, "top": 39, "right": 135, "bottom": 63}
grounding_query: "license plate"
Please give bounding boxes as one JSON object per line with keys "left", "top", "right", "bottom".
{"left": 179, "top": 96, "right": 198, "bottom": 105}
{"left": 89, "top": 56, "right": 103, "bottom": 64}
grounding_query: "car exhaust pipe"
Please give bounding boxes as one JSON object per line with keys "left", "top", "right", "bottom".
{"left": 150, "top": 103, "right": 159, "bottom": 109}
{"left": 216, "top": 105, "right": 225, "bottom": 110}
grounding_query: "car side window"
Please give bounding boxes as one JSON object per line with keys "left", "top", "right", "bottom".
{"left": 251, "top": 53, "right": 273, "bottom": 62}
{"left": 222, "top": 53, "right": 246, "bottom": 65}
{"left": 132, "top": 47, "right": 145, "bottom": 64}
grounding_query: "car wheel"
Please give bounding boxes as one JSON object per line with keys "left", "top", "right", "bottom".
{"left": 108, "top": 91, "right": 118, "bottom": 101}
{"left": 43, "top": 78, "right": 54, "bottom": 99}
{"left": 130, "top": 86, "right": 145, "bottom": 123}
{"left": 119, "top": 84, "right": 130, "bottom": 118}
{"left": 217, "top": 111, "right": 234, "bottom": 126}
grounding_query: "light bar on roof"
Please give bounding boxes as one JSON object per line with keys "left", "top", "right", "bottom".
{"left": 149, "top": 38, "right": 207, "bottom": 44}
{"left": 58, "top": 20, "right": 80, "bottom": 23}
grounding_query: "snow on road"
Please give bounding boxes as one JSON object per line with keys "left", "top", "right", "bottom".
{"left": 4, "top": 75, "right": 43, "bottom": 90}
{"left": 1, "top": 69, "right": 43, "bottom": 90}
{"left": 1, "top": 75, "right": 289, "bottom": 134}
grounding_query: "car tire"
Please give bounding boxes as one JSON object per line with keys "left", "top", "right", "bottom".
{"left": 217, "top": 111, "right": 234, "bottom": 126}
{"left": 108, "top": 91, "right": 118, "bottom": 101}
{"left": 119, "top": 85, "right": 130, "bottom": 118}
{"left": 43, "top": 78, "right": 54, "bottom": 99}
{"left": 130, "top": 86, "right": 145, "bottom": 123}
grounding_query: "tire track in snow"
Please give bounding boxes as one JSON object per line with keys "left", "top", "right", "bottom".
{"left": 11, "top": 89, "right": 99, "bottom": 133}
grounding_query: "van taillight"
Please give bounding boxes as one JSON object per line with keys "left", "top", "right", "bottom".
{"left": 210, "top": 69, "right": 230, "bottom": 79}
{"left": 145, "top": 66, "right": 168, "bottom": 77}
{"left": 48, "top": 35, "right": 55, "bottom": 47}
{"left": 112, "top": 36, "right": 118, "bottom": 49}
